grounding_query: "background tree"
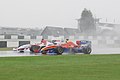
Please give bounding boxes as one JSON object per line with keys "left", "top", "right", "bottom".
{"left": 79, "top": 8, "right": 96, "bottom": 35}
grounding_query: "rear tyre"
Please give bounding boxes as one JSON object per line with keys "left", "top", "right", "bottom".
{"left": 55, "top": 46, "right": 64, "bottom": 55}
{"left": 83, "top": 47, "right": 92, "bottom": 54}
{"left": 30, "top": 45, "right": 40, "bottom": 52}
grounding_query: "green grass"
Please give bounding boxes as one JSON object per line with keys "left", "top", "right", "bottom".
{"left": 0, "top": 47, "right": 13, "bottom": 51}
{"left": 0, "top": 54, "right": 120, "bottom": 80}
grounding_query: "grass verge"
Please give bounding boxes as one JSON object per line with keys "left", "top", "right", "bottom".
{"left": 0, "top": 54, "right": 120, "bottom": 80}
{"left": 0, "top": 47, "right": 13, "bottom": 51}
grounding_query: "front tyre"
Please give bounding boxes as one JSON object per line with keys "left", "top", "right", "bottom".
{"left": 41, "top": 50, "right": 47, "bottom": 55}
{"left": 19, "top": 51, "right": 24, "bottom": 53}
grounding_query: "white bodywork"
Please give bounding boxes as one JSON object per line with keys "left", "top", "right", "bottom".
{"left": 13, "top": 44, "right": 31, "bottom": 52}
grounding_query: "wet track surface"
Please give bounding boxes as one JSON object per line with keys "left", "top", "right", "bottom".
{"left": 0, "top": 51, "right": 39, "bottom": 57}
{"left": 0, "top": 47, "right": 120, "bottom": 57}
{"left": 92, "top": 47, "right": 120, "bottom": 54}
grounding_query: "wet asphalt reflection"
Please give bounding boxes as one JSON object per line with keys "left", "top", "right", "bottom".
{"left": 0, "top": 47, "right": 120, "bottom": 57}
{"left": 0, "top": 51, "right": 40, "bottom": 57}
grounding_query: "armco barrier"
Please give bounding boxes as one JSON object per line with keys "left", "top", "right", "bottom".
{"left": 0, "top": 35, "right": 120, "bottom": 48}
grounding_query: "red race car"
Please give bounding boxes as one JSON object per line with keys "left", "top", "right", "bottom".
{"left": 30, "top": 40, "right": 92, "bottom": 55}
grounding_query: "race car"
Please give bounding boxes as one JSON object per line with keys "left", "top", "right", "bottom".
{"left": 29, "top": 40, "right": 92, "bottom": 55}
{"left": 13, "top": 44, "right": 31, "bottom": 52}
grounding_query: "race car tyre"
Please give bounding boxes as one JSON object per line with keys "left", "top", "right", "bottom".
{"left": 19, "top": 51, "right": 24, "bottom": 53}
{"left": 41, "top": 50, "right": 47, "bottom": 55}
{"left": 55, "top": 46, "right": 64, "bottom": 55}
{"left": 83, "top": 47, "right": 92, "bottom": 54}
{"left": 30, "top": 45, "right": 40, "bottom": 52}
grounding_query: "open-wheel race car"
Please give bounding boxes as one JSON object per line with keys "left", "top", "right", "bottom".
{"left": 29, "top": 40, "right": 92, "bottom": 55}
{"left": 13, "top": 44, "right": 31, "bottom": 53}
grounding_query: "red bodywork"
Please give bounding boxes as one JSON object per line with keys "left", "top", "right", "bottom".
{"left": 41, "top": 41, "right": 79, "bottom": 51}
{"left": 61, "top": 42, "right": 78, "bottom": 48}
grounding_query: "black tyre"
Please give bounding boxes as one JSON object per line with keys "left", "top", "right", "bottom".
{"left": 19, "top": 51, "right": 24, "bottom": 53}
{"left": 83, "top": 47, "right": 92, "bottom": 54}
{"left": 41, "top": 50, "right": 47, "bottom": 55}
{"left": 30, "top": 45, "right": 40, "bottom": 52}
{"left": 55, "top": 46, "right": 64, "bottom": 55}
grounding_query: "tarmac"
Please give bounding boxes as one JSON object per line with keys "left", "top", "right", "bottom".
{"left": 0, "top": 47, "right": 120, "bottom": 57}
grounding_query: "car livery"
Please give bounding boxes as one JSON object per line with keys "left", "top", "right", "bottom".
{"left": 13, "top": 44, "right": 31, "bottom": 52}
{"left": 30, "top": 40, "right": 92, "bottom": 55}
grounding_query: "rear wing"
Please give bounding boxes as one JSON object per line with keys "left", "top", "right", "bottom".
{"left": 76, "top": 40, "right": 91, "bottom": 47}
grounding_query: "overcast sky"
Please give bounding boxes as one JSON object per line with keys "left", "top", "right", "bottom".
{"left": 0, "top": 0, "right": 120, "bottom": 28}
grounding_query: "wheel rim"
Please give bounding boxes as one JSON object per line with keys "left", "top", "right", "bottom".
{"left": 57, "top": 47, "right": 64, "bottom": 54}
{"left": 87, "top": 48, "right": 91, "bottom": 54}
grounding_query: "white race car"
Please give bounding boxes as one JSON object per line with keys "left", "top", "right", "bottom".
{"left": 13, "top": 44, "right": 31, "bottom": 52}
{"left": 13, "top": 42, "right": 53, "bottom": 53}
